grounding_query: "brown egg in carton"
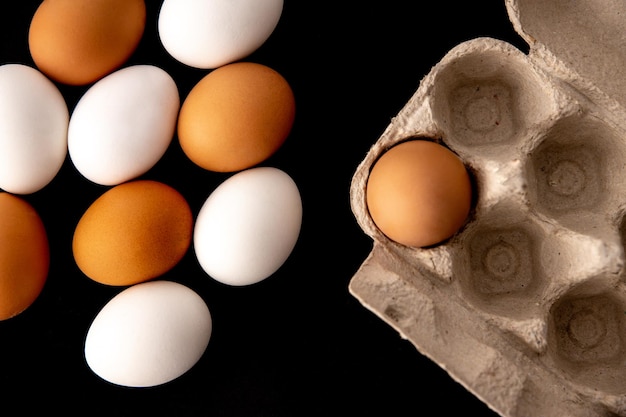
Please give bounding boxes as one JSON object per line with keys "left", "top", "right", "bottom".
{"left": 349, "top": 1, "right": 626, "bottom": 416}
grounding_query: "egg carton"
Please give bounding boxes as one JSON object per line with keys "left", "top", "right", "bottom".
{"left": 349, "top": 1, "right": 626, "bottom": 416}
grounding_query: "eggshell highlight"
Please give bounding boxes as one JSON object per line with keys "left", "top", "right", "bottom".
{"left": 194, "top": 167, "right": 302, "bottom": 286}
{"left": 84, "top": 280, "right": 212, "bottom": 387}
{"left": 178, "top": 62, "right": 295, "bottom": 172}
{"left": 0, "top": 64, "right": 68, "bottom": 194}
{"left": 0, "top": 193, "right": 49, "bottom": 320}
{"left": 28, "top": 0, "right": 146, "bottom": 85}
{"left": 158, "top": 0, "right": 283, "bottom": 69}
{"left": 68, "top": 65, "right": 180, "bottom": 186}
{"left": 365, "top": 140, "right": 472, "bottom": 248}
{"left": 72, "top": 180, "right": 193, "bottom": 286}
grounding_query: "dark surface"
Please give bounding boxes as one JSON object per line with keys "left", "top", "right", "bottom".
{"left": 0, "top": 2, "right": 528, "bottom": 416}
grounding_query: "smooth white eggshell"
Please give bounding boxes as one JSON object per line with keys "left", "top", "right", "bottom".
{"left": 194, "top": 167, "right": 302, "bottom": 286}
{"left": 68, "top": 65, "right": 179, "bottom": 186}
{"left": 158, "top": 0, "right": 284, "bottom": 69}
{"left": 84, "top": 280, "right": 212, "bottom": 388}
{"left": 0, "top": 64, "right": 68, "bottom": 194}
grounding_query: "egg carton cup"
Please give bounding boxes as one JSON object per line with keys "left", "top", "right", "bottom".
{"left": 349, "top": 1, "right": 626, "bottom": 416}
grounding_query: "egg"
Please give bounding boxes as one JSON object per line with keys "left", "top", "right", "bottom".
{"left": 72, "top": 180, "right": 193, "bottom": 286}
{"left": 178, "top": 62, "right": 295, "bottom": 172}
{"left": 194, "top": 167, "right": 302, "bottom": 286}
{"left": 365, "top": 139, "right": 472, "bottom": 248}
{"left": 68, "top": 65, "right": 180, "bottom": 186}
{"left": 0, "top": 64, "right": 68, "bottom": 194}
{"left": 28, "top": 0, "right": 146, "bottom": 85}
{"left": 84, "top": 280, "right": 212, "bottom": 387}
{"left": 158, "top": 0, "right": 283, "bottom": 69}
{"left": 0, "top": 193, "right": 49, "bottom": 320}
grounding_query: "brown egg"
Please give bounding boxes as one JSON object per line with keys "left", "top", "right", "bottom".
{"left": 28, "top": 0, "right": 146, "bottom": 86}
{"left": 72, "top": 180, "right": 192, "bottom": 286}
{"left": 366, "top": 139, "right": 472, "bottom": 248}
{"left": 177, "top": 62, "right": 296, "bottom": 172}
{"left": 0, "top": 193, "right": 49, "bottom": 320}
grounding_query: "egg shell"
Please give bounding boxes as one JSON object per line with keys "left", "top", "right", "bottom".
{"left": 365, "top": 139, "right": 472, "bottom": 248}
{"left": 28, "top": 0, "right": 146, "bottom": 86}
{"left": 158, "top": 0, "right": 283, "bottom": 69}
{"left": 72, "top": 180, "right": 193, "bottom": 286}
{"left": 178, "top": 62, "right": 295, "bottom": 173}
{"left": 0, "top": 193, "right": 49, "bottom": 320}
{"left": 84, "top": 280, "right": 212, "bottom": 388}
{"left": 0, "top": 64, "right": 68, "bottom": 194}
{"left": 194, "top": 167, "right": 302, "bottom": 286}
{"left": 68, "top": 65, "right": 180, "bottom": 186}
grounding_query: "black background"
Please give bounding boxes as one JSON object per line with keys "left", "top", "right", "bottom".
{"left": 0, "top": 1, "right": 528, "bottom": 416}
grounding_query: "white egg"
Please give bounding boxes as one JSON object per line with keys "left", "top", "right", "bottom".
{"left": 194, "top": 167, "right": 302, "bottom": 286}
{"left": 84, "top": 280, "right": 212, "bottom": 388}
{"left": 0, "top": 64, "right": 68, "bottom": 194}
{"left": 158, "top": 0, "right": 283, "bottom": 69}
{"left": 68, "top": 65, "right": 179, "bottom": 186}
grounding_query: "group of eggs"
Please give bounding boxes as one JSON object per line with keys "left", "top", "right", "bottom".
{"left": 0, "top": 0, "right": 301, "bottom": 388}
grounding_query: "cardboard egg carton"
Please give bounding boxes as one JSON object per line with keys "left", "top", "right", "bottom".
{"left": 349, "top": 1, "right": 626, "bottom": 416}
